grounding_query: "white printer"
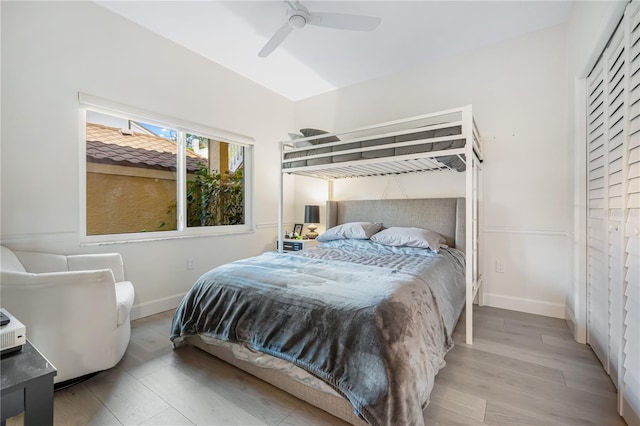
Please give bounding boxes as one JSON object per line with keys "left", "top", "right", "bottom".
{"left": 0, "top": 308, "right": 26, "bottom": 356}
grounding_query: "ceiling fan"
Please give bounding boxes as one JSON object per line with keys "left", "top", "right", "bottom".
{"left": 259, "top": 1, "right": 381, "bottom": 58}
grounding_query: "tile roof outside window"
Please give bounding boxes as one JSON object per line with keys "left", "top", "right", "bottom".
{"left": 86, "top": 122, "right": 206, "bottom": 172}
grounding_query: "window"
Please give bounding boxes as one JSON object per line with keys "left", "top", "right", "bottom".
{"left": 80, "top": 94, "right": 253, "bottom": 242}
{"left": 184, "top": 133, "right": 245, "bottom": 228}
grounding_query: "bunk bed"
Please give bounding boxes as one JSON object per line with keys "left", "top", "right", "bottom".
{"left": 278, "top": 104, "right": 483, "bottom": 346}
{"left": 171, "top": 105, "right": 483, "bottom": 425}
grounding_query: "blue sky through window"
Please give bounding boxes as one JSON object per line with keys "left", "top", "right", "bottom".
{"left": 137, "top": 122, "right": 176, "bottom": 141}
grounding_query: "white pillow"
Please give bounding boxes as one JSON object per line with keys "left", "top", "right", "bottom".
{"left": 317, "top": 222, "right": 382, "bottom": 242}
{"left": 370, "top": 227, "right": 447, "bottom": 252}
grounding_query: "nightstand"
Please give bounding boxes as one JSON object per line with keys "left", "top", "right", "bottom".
{"left": 278, "top": 238, "right": 319, "bottom": 252}
{"left": 1, "top": 340, "right": 57, "bottom": 426}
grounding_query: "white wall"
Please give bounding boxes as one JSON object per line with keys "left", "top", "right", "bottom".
{"left": 294, "top": 24, "right": 571, "bottom": 318}
{"left": 1, "top": 1, "right": 295, "bottom": 318}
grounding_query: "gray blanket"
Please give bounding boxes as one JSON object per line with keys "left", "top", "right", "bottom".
{"left": 171, "top": 242, "right": 465, "bottom": 426}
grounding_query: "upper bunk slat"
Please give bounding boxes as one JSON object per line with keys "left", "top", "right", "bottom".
{"left": 286, "top": 148, "right": 466, "bottom": 180}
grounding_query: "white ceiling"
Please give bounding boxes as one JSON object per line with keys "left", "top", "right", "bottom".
{"left": 96, "top": 1, "right": 573, "bottom": 101}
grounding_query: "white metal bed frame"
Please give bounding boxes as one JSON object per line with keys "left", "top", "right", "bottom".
{"left": 277, "top": 104, "right": 483, "bottom": 344}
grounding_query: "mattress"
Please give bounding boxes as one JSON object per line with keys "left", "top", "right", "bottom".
{"left": 171, "top": 239, "right": 466, "bottom": 426}
{"left": 194, "top": 334, "right": 340, "bottom": 396}
{"left": 185, "top": 335, "right": 368, "bottom": 425}
{"left": 283, "top": 125, "right": 466, "bottom": 172}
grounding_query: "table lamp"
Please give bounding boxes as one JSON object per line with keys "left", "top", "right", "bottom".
{"left": 304, "top": 205, "right": 320, "bottom": 239}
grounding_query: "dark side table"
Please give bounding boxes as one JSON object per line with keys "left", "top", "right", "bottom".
{"left": 1, "top": 340, "right": 57, "bottom": 426}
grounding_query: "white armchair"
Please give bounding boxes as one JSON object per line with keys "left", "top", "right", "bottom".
{"left": 0, "top": 246, "right": 135, "bottom": 384}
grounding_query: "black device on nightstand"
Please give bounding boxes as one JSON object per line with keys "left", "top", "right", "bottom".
{"left": 278, "top": 238, "right": 319, "bottom": 252}
{"left": 0, "top": 311, "right": 10, "bottom": 326}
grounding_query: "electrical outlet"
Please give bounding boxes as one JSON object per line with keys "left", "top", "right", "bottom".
{"left": 496, "top": 260, "right": 505, "bottom": 274}
{"left": 187, "top": 258, "right": 195, "bottom": 270}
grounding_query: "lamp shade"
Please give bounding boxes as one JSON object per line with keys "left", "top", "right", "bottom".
{"left": 304, "top": 205, "right": 320, "bottom": 223}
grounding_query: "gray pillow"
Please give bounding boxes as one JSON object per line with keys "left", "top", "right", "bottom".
{"left": 300, "top": 128, "right": 340, "bottom": 145}
{"left": 317, "top": 222, "right": 382, "bottom": 242}
{"left": 370, "top": 226, "right": 447, "bottom": 252}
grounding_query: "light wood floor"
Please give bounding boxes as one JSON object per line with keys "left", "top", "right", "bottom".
{"left": 8, "top": 306, "right": 626, "bottom": 426}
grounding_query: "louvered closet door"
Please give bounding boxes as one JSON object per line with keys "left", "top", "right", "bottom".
{"left": 587, "top": 17, "right": 629, "bottom": 383}
{"left": 624, "top": 2, "right": 640, "bottom": 419}
{"left": 587, "top": 53, "right": 610, "bottom": 367}
{"left": 588, "top": 3, "right": 640, "bottom": 420}
{"left": 606, "top": 23, "right": 627, "bottom": 385}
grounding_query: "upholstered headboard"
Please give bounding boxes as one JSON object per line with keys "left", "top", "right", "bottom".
{"left": 326, "top": 198, "right": 466, "bottom": 252}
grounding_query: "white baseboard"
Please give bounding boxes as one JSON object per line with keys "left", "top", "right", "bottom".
{"left": 564, "top": 305, "right": 587, "bottom": 344}
{"left": 565, "top": 305, "right": 577, "bottom": 337}
{"left": 483, "top": 293, "right": 566, "bottom": 319}
{"left": 130, "top": 293, "right": 186, "bottom": 321}
{"left": 622, "top": 395, "right": 640, "bottom": 426}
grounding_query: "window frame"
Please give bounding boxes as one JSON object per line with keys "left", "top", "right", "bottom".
{"left": 79, "top": 93, "right": 255, "bottom": 245}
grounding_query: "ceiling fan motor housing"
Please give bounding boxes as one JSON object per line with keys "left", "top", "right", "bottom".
{"left": 288, "top": 12, "right": 307, "bottom": 28}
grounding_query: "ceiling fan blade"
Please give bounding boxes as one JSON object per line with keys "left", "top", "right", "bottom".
{"left": 259, "top": 23, "right": 293, "bottom": 58}
{"left": 307, "top": 12, "right": 381, "bottom": 31}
